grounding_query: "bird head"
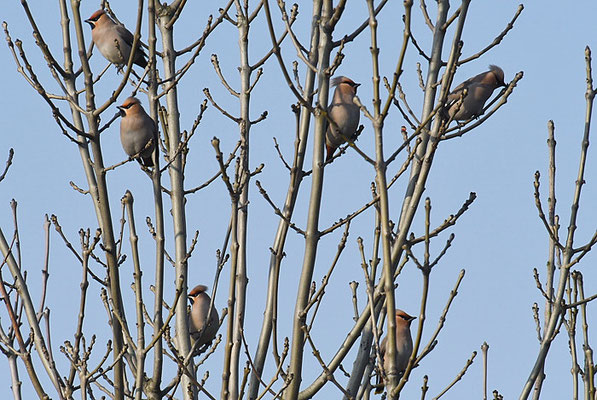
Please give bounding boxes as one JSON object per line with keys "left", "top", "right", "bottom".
{"left": 331, "top": 76, "right": 361, "bottom": 95}
{"left": 487, "top": 65, "right": 506, "bottom": 88}
{"left": 117, "top": 97, "right": 141, "bottom": 117}
{"left": 188, "top": 284, "right": 209, "bottom": 305}
{"left": 395, "top": 309, "right": 416, "bottom": 327}
{"left": 85, "top": 9, "right": 108, "bottom": 29}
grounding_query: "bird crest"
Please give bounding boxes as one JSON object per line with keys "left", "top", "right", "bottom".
{"left": 331, "top": 76, "right": 358, "bottom": 87}
{"left": 87, "top": 9, "right": 106, "bottom": 22}
{"left": 120, "top": 97, "right": 140, "bottom": 109}
{"left": 396, "top": 309, "right": 415, "bottom": 322}
{"left": 189, "top": 285, "right": 209, "bottom": 297}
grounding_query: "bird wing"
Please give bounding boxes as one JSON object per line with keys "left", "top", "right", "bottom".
{"left": 447, "top": 71, "right": 487, "bottom": 102}
{"left": 115, "top": 24, "right": 136, "bottom": 47}
{"left": 447, "top": 85, "right": 465, "bottom": 103}
{"left": 379, "top": 335, "right": 387, "bottom": 359}
{"left": 447, "top": 78, "right": 474, "bottom": 103}
{"left": 115, "top": 24, "right": 147, "bottom": 67}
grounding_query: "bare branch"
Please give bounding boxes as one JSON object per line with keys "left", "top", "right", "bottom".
{"left": 0, "top": 149, "right": 15, "bottom": 183}
{"left": 458, "top": 4, "right": 524, "bottom": 65}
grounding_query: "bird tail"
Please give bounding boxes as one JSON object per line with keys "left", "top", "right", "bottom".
{"left": 373, "top": 358, "right": 386, "bottom": 394}
{"left": 439, "top": 104, "right": 450, "bottom": 121}
{"left": 134, "top": 47, "right": 148, "bottom": 68}
{"left": 325, "top": 144, "right": 335, "bottom": 162}
{"left": 374, "top": 371, "right": 384, "bottom": 394}
{"left": 137, "top": 156, "right": 153, "bottom": 168}
{"left": 135, "top": 55, "right": 148, "bottom": 69}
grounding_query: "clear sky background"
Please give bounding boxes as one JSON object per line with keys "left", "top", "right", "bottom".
{"left": 1, "top": 1, "right": 597, "bottom": 399}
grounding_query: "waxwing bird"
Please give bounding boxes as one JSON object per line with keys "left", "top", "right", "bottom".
{"left": 85, "top": 9, "right": 148, "bottom": 69}
{"left": 325, "top": 76, "right": 361, "bottom": 162}
{"left": 188, "top": 285, "right": 219, "bottom": 350}
{"left": 118, "top": 97, "right": 155, "bottom": 167}
{"left": 446, "top": 65, "right": 506, "bottom": 121}
{"left": 375, "top": 309, "right": 416, "bottom": 394}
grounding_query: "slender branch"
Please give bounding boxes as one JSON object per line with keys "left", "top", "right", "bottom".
{"left": 255, "top": 180, "right": 306, "bottom": 236}
{"left": 0, "top": 149, "right": 14, "bottom": 183}
{"left": 457, "top": 4, "right": 524, "bottom": 65}
{"left": 429, "top": 351, "right": 477, "bottom": 400}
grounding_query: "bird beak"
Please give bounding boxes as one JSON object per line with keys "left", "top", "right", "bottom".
{"left": 84, "top": 19, "right": 93, "bottom": 26}
{"left": 117, "top": 106, "right": 125, "bottom": 116}
{"left": 354, "top": 83, "right": 361, "bottom": 88}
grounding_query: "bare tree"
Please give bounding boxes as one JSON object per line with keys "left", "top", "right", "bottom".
{"left": 8, "top": 2, "right": 595, "bottom": 400}
{"left": 520, "top": 46, "right": 597, "bottom": 400}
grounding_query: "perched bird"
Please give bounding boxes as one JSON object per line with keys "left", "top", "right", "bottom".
{"left": 446, "top": 65, "right": 506, "bottom": 121}
{"left": 325, "top": 76, "right": 361, "bottom": 162}
{"left": 85, "top": 9, "right": 148, "bottom": 69}
{"left": 375, "top": 309, "right": 416, "bottom": 394}
{"left": 188, "top": 285, "right": 219, "bottom": 350}
{"left": 117, "top": 97, "right": 155, "bottom": 167}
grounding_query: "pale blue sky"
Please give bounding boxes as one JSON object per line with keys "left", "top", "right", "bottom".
{"left": 1, "top": 1, "right": 597, "bottom": 399}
